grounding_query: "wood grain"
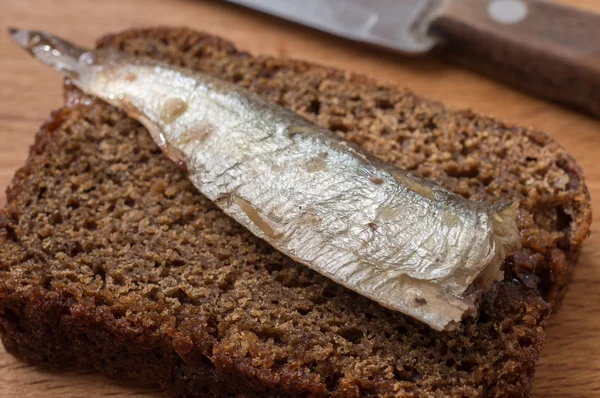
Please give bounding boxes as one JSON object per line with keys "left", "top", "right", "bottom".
{"left": 1, "top": 0, "right": 599, "bottom": 396}
{"left": 431, "top": 0, "right": 600, "bottom": 118}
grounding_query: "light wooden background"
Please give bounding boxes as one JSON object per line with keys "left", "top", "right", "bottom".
{"left": 1, "top": 0, "right": 599, "bottom": 396}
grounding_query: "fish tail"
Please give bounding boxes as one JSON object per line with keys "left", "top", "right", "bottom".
{"left": 8, "top": 28, "right": 89, "bottom": 80}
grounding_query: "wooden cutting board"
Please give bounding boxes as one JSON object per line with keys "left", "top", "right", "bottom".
{"left": 1, "top": 0, "right": 599, "bottom": 396}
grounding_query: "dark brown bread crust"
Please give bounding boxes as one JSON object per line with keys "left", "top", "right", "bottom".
{"left": 0, "top": 27, "right": 589, "bottom": 397}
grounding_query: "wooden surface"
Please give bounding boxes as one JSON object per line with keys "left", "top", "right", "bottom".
{"left": 432, "top": 0, "right": 600, "bottom": 117}
{"left": 0, "top": 0, "right": 599, "bottom": 396}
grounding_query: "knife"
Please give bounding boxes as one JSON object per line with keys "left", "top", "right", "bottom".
{"left": 225, "top": 0, "right": 600, "bottom": 118}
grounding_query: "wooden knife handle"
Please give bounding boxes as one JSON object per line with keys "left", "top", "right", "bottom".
{"left": 430, "top": 0, "right": 600, "bottom": 117}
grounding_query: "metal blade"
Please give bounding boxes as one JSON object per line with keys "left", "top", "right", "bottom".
{"left": 226, "top": 0, "right": 442, "bottom": 54}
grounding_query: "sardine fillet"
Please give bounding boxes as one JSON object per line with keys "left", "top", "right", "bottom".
{"left": 11, "top": 29, "right": 521, "bottom": 331}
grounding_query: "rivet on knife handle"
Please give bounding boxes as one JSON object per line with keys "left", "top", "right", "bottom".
{"left": 429, "top": 0, "right": 600, "bottom": 117}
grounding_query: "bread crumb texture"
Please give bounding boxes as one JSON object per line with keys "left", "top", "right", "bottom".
{"left": 0, "top": 28, "right": 590, "bottom": 397}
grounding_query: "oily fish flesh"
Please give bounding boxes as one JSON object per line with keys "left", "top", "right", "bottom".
{"left": 11, "top": 28, "right": 521, "bottom": 331}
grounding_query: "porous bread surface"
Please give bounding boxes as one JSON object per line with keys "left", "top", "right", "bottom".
{"left": 100, "top": 27, "right": 590, "bottom": 303}
{"left": 0, "top": 27, "right": 590, "bottom": 397}
{"left": 0, "top": 94, "right": 551, "bottom": 398}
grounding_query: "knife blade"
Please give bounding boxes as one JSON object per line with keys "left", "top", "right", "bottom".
{"left": 227, "top": 0, "right": 441, "bottom": 54}
{"left": 225, "top": 0, "right": 600, "bottom": 118}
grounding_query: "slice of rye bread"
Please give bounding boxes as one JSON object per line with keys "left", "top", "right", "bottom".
{"left": 0, "top": 27, "right": 591, "bottom": 397}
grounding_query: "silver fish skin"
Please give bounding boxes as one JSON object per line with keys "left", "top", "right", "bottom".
{"left": 11, "top": 29, "right": 521, "bottom": 331}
